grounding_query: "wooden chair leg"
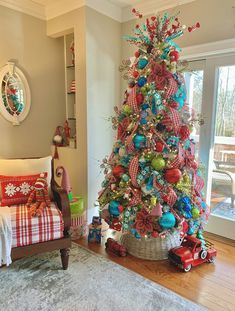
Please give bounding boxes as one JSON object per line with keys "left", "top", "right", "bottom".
{"left": 60, "top": 248, "right": 70, "bottom": 270}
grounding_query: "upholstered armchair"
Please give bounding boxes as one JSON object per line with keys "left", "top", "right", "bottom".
{"left": 0, "top": 156, "right": 71, "bottom": 269}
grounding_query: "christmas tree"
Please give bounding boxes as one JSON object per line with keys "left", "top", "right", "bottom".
{"left": 98, "top": 10, "right": 210, "bottom": 246}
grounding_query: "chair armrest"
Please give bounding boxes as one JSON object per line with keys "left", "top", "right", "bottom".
{"left": 213, "top": 169, "right": 235, "bottom": 193}
{"left": 213, "top": 169, "right": 234, "bottom": 180}
{"left": 51, "top": 180, "right": 71, "bottom": 237}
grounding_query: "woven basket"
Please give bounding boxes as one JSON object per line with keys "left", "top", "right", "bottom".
{"left": 120, "top": 231, "right": 181, "bottom": 260}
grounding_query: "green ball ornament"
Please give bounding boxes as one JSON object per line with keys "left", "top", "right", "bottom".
{"left": 119, "top": 181, "right": 126, "bottom": 188}
{"left": 151, "top": 156, "right": 166, "bottom": 170}
{"left": 122, "top": 104, "right": 132, "bottom": 115}
{"left": 145, "top": 152, "right": 154, "bottom": 161}
{"left": 191, "top": 207, "right": 200, "bottom": 219}
{"left": 159, "top": 212, "right": 176, "bottom": 229}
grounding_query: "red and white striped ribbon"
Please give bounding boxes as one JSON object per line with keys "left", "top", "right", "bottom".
{"left": 129, "top": 156, "right": 139, "bottom": 188}
{"left": 165, "top": 76, "right": 178, "bottom": 99}
{"left": 128, "top": 85, "right": 139, "bottom": 114}
{"left": 169, "top": 106, "right": 181, "bottom": 133}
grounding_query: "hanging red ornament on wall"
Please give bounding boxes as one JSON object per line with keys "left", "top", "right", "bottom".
{"left": 164, "top": 168, "right": 182, "bottom": 183}
{"left": 113, "top": 165, "right": 125, "bottom": 178}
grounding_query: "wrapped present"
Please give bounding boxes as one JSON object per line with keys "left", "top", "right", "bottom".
{"left": 70, "top": 212, "right": 87, "bottom": 240}
{"left": 88, "top": 223, "right": 102, "bottom": 243}
{"left": 70, "top": 196, "right": 85, "bottom": 215}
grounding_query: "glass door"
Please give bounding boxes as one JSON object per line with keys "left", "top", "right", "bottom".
{"left": 184, "top": 55, "right": 235, "bottom": 239}
{"left": 207, "top": 60, "right": 235, "bottom": 239}
{"left": 184, "top": 60, "right": 205, "bottom": 159}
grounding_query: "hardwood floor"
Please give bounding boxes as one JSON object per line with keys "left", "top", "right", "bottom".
{"left": 75, "top": 229, "right": 235, "bottom": 311}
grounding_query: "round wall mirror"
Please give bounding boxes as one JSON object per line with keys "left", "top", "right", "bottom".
{"left": 0, "top": 62, "right": 31, "bottom": 125}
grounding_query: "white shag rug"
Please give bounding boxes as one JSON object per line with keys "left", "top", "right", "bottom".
{"left": 0, "top": 243, "right": 207, "bottom": 311}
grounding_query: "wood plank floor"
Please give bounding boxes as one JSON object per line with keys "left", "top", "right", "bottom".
{"left": 75, "top": 230, "right": 235, "bottom": 311}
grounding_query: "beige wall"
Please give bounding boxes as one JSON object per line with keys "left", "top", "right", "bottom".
{"left": 0, "top": 5, "right": 65, "bottom": 158}
{"left": 48, "top": 7, "right": 121, "bottom": 221}
{"left": 121, "top": 0, "right": 235, "bottom": 92}
{"left": 86, "top": 7, "right": 121, "bottom": 221}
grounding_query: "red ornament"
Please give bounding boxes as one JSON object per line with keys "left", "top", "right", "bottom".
{"left": 180, "top": 125, "right": 190, "bottom": 141}
{"left": 151, "top": 231, "right": 159, "bottom": 238}
{"left": 169, "top": 101, "right": 179, "bottom": 109}
{"left": 133, "top": 70, "right": 139, "bottom": 78}
{"left": 110, "top": 219, "right": 122, "bottom": 231}
{"left": 136, "top": 93, "right": 144, "bottom": 105}
{"left": 164, "top": 169, "right": 182, "bottom": 183}
{"left": 169, "top": 50, "right": 180, "bottom": 62}
{"left": 135, "top": 50, "right": 140, "bottom": 58}
{"left": 155, "top": 141, "right": 164, "bottom": 152}
{"left": 180, "top": 220, "right": 189, "bottom": 238}
{"left": 188, "top": 22, "right": 200, "bottom": 32}
{"left": 118, "top": 205, "right": 124, "bottom": 213}
{"left": 113, "top": 165, "right": 125, "bottom": 178}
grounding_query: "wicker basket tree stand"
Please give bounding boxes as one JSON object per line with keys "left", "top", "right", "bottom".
{"left": 120, "top": 231, "right": 181, "bottom": 260}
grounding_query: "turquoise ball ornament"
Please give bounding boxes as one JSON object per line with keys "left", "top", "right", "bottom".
{"left": 137, "top": 77, "right": 147, "bottom": 87}
{"left": 138, "top": 58, "right": 148, "bottom": 69}
{"left": 122, "top": 174, "right": 130, "bottom": 182}
{"left": 159, "top": 212, "right": 176, "bottom": 229}
{"left": 133, "top": 134, "right": 146, "bottom": 149}
{"left": 108, "top": 200, "right": 121, "bottom": 217}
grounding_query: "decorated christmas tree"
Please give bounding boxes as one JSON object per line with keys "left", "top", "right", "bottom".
{"left": 98, "top": 10, "right": 210, "bottom": 252}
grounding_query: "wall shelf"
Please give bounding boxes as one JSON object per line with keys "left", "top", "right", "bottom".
{"left": 64, "top": 33, "right": 76, "bottom": 144}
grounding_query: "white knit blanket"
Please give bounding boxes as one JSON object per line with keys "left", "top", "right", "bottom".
{"left": 0, "top": 206, "right": 12, "bottom": 266}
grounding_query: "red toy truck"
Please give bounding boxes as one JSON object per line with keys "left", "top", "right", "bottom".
{"left": 168, "top": 235, "right": 217, "bottom": 272}
{"left": 105, "top": 238, "right": 127, "bottom": 257}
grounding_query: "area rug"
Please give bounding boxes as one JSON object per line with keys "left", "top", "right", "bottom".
{"left": 211, "top": 198, "right": 235, "bottom": 220}
{"left": 0, "top": 244, "right": 206, "bottom": 311}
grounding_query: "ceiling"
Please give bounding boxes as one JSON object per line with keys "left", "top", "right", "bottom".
{"left": 0, "top": 0, "right": 196, "bottom": 22}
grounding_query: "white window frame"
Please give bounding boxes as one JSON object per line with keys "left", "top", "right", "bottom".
{"left": 182, "top": 39, "right": 235, "bottom": 239}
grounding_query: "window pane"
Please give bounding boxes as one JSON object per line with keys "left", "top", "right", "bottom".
{"left": 184, "top": 70, "right": 204, "bottom": 158}
{"left": 211, "top": 65, "right": 235, "bottom": 220}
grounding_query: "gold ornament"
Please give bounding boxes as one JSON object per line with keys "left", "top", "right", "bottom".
{"left": 176, "top": 174, "right": 191, "bottom": 195}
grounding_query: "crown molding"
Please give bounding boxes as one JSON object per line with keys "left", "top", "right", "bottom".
{"left": 0, "top": 0, "right": 46, "bottom": 20}
{"left": 45, "top": 0, "right": 85, "bottom": 20}
{"left": 122, "top": 0, "right": 196, "bottom": 22}
{"left": 0, "top": 0, "right": 196, "bottom": 22}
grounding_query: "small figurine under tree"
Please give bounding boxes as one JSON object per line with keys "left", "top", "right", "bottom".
{"left": 98, "top": 10, "right": 210, "bottom": 259}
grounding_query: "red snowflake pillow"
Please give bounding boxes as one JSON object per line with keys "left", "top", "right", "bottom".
{"left": 0, "top": 173, "right": 47, "bottom": 207}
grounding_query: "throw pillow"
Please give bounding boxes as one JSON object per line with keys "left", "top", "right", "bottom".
{"left": 0, "top": 173, "right": 48, "bottom": 207}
